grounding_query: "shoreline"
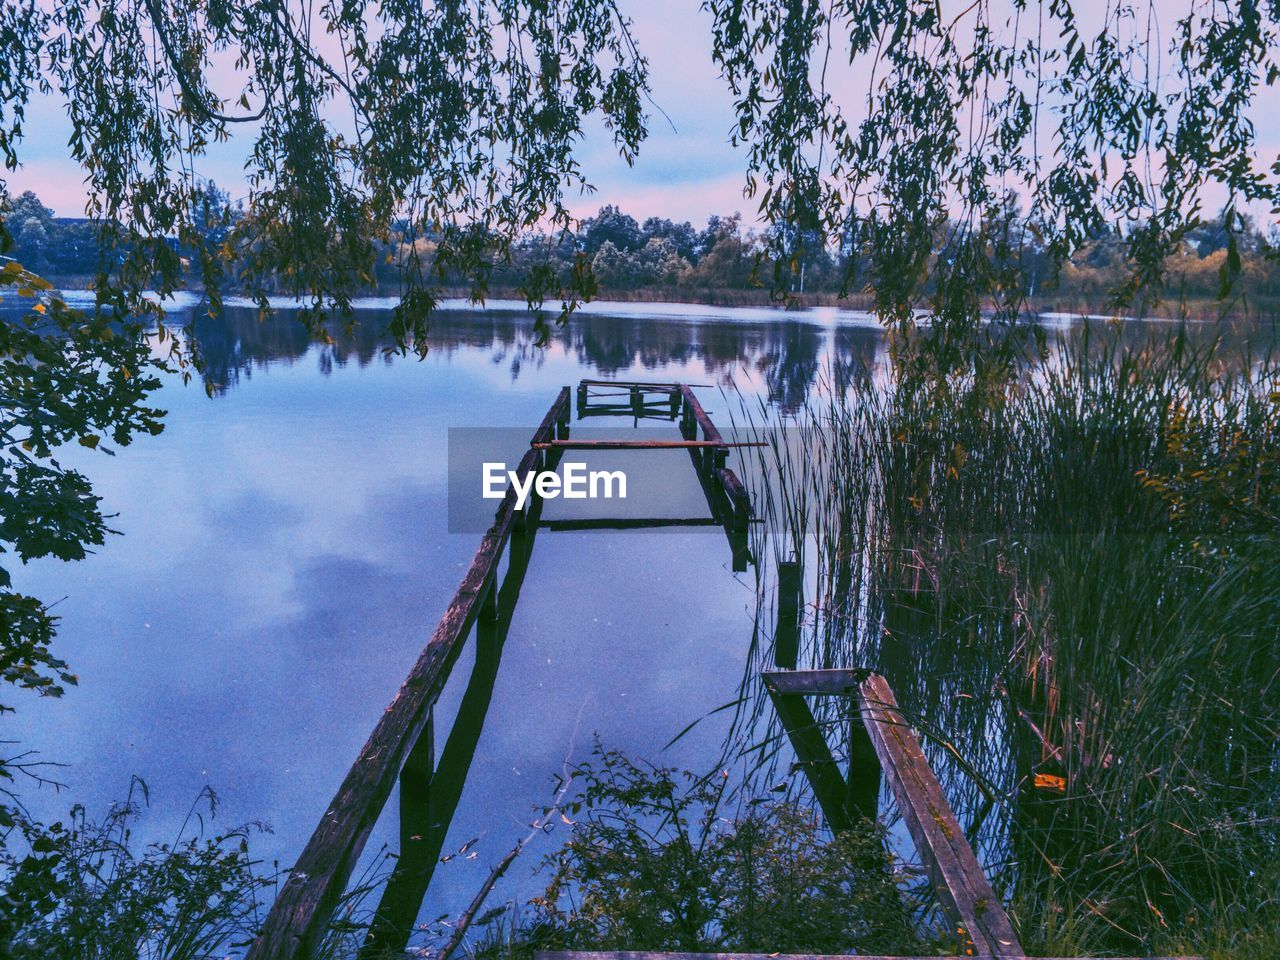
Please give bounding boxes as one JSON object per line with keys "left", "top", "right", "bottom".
{"left": 29, "top": 280, "right": 1280, "bottom": 324}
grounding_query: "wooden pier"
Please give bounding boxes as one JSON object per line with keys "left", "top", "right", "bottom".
{"left": 721, "top": 576, "right": 1198, "bottom": 960}
{"left": 245, "top": 378, "right": 1191, "bottom": 960}
{"left": 246, "top": 380, "right": 754, "bottom": 960}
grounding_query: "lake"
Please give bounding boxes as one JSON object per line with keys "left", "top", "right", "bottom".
{"left": 8, "top": 298, "right": 894, "bottom": 930}
{"left": 10, "top": 297, "right": 1272, "bottom": 946}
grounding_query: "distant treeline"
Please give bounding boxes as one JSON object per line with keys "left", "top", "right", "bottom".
{"left": 5, "top": 185, "right": 1280, "bottom": 315}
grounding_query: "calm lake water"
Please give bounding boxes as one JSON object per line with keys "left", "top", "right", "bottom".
{"left": 9, "top": 298, "right": 894, "bottom": 927}
{"left": 10, "top": 297, "right": 1270, "bottom": 938}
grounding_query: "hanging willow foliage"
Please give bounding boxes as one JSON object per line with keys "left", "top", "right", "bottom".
{"left": 0, "top": 0, "right": 650, "bottom": 737}
{"left": 707, "top": 0, "right": 1280, "bottom": 367}
{"left": 2, "top": 0, "right": 649, "bottom": 345}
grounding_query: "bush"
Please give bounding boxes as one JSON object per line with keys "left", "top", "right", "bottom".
{"left": 525, "top": 744, "right": 924, "bottom": 956}
{"left": 0, "top": 784, "right": 270, "bottom": 959}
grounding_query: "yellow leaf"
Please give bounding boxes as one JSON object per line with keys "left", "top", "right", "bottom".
{"left": 1034, "top": 773, "right": 1066, "bottom": 792}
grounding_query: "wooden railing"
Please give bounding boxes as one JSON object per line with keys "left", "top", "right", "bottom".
{"left": 246, "top": 380, "right": 755, "bottom": 958}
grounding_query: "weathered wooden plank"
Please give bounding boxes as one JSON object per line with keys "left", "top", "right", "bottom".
{"left": 678, "top": 384, "right": 726, "bottom": 445}
{"left": 763, "top": 668, "right": 870, "bottom": 696}
{"left": 717, "top": 466, "right": 750, "bottom": 527}
{"left": 857, "top": 674, "right": 1022, "bottom": 959}
{"left": 246, "top": 387, "right": 571, "bottom": 960}
{"left": 540, "top": 516, "right": 725, "bottom": 531}
{"left": 536, "top": 953, "right": 1201, "bottom": 960}
{"left": 678, "top": 388, "right": 750, "bottom": 527}
{"left": 537, "top": 954, "right": 934, "bottom": 960}
{"left": 580, "top": 378, "right": 687, "bottom": 390}
{"left": 677, "top": 386, "right": 751, "bottom": 532}
{"left": 531, "top": 439, "right": 765, "bottom": 450}
{"left": 682, "top": 443, "right": 751, "bottom": 571}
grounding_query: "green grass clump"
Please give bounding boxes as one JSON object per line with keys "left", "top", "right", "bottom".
{"left": 460, "top": 743, "right": 927, "bottom": 960}
{"left": 0, "top": 783, "right": 271, "bottom": 959}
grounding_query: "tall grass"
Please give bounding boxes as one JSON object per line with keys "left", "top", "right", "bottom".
{"left": 0, "top": 782, "right": 272, "bottom": 959}
{"left": 731, "top": 323, "right": 1280, "bottom": 957}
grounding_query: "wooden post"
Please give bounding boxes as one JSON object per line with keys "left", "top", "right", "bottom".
{"left": 847, "top": 700, "right": 879, "bottom": 822}
{"left": 774, "top": 560, "right": 801, "bottom": 669}
{"left": 399, "top": 707, "right": 434, "bottom": 851}
{"left": 479, "top": 572, "right": 498, "bottom": 621}
{"left": 357, "top": 707, "right": 436, "bottom": 958}
{"left": 557, "top": 398, "right": 571, "bottom": 440}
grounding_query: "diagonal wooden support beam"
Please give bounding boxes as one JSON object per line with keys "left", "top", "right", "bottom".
{"left": 857, "top": 674, "right": 1022, "bottom": 958}
{"left": 358, "top": 514, "right": 542, "bottom": 957}
{"left": 535, "top": 951, "right": 1202, "bottom": 960}
{"left": 764, "top": 668, "right": 880, "bottom": 826}
{"left": 766, "top": 685, "right": 859, "bottom": 833}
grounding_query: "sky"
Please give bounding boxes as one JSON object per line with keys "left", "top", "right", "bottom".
{"left": 7, "top": 0, "right": 753, "bottom": 227}
{"left": 8, "top": 0, "right": 1280, "bottom": 230}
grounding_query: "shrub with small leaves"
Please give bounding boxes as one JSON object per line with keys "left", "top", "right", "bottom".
{"left": 529, "top": 744, "right": 923, "bottom": 956}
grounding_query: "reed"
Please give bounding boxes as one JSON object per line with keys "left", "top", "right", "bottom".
{"left": 732, "top": 322, "right": 1280, "bottom": 956}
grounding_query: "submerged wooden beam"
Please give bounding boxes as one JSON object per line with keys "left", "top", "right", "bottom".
{"left": 763, "top": 668, "right": 871, "bottom": 696}
{"left": 246, "top": 387, "right": 571, "bottom": 960}
{"left": 857, "top": 674, "right": 1022, "bottom": 959}
{"left": 767, "top": 686, "right": 857, "bottom": 833}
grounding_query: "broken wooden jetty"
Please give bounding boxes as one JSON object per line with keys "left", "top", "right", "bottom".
{"left": 246, "top": 378, "right": 1195, "bottom": 960}
{"left": 246, "top": 380, "right": 754, "bottom": 960}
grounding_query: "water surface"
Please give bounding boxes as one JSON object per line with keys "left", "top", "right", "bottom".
{"left": 10, "top": 300, "right": 884, "bottom": 924}
{"left": 11, "top": 299, "right": 1269, "bottom": 933}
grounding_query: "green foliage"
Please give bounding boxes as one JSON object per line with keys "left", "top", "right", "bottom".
{"left": 707, "top": 1, "right": 1280, "bottom": 355}
{"left": 0, "top": 262, "right": 165, "bottom": 714}
{"left": 528, "top": 744, "right": 923, "bottom": 956}
{"left": 1139, "top": 374, "right": 1280, "bottom": 552}
{"left": 0, "top": 784, "right": 271, "bottom": 959}
{"left": 743, "top": 325, "right": 1280, "bottom": 955}
{"left": 1, "top": 0, "right": 650, "bottom": 345}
